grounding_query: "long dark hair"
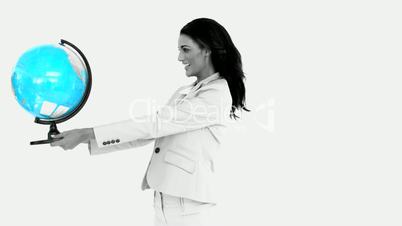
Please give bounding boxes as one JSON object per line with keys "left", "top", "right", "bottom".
{"left": 180, "top": 18, "right": 250, "bottom": 120}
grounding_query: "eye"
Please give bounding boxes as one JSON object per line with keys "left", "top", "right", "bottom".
{"left": 179, "top": 47, "right": 190, "bottom": 53}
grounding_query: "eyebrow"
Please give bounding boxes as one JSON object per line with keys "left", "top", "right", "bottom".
{"left": 179, "top": 45, "right": 191, "bottom": 49}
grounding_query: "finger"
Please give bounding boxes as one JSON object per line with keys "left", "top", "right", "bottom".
{"left": 50, "top": 141, "right": 57, "bottom": 147}
{"left": 52, "top": 139, "right": 79, "bottom": 150}
{"left": 53, "top": 129, "right": 76, "bottom": 138}
{"left": 65, "top": 143, "right": 78, "bottom": 150}
{"left": 65, "top": 141, "right": 80, "bottom": 150}
{"left": 70, "top": 143, "right": 80, "bottom": 150}
{"left": 50, "top": 139, "right": 66, "bottom": 147}
{"left": 53, "top": 133, "right": 64, "bottom": 138}
{"left": 54, "top": 130, "right": 73, "bottom": 138}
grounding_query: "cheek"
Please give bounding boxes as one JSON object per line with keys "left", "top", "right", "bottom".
{"left": 187, "top": 52, "right": 200, "bottom": 64}
{"left": 186, "top": 55, "right": 194, "bottom": 64}
{"left": 191, "top": 55, "right": 202, "bottom": 65}
{"left": 194, "top": 58, "right": 205, "bottom": 68}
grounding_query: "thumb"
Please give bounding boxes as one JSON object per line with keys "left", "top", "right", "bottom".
{"left": 53, "top": 133, "right": 64, "bottom": 138}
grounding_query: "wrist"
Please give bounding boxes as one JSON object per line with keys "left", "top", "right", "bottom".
{"left": 83, "top": 128, "right": 95, "bottom": 142}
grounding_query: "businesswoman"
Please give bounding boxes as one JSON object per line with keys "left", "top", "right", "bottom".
{"left": 51, "top": 18, "right": 249, "bottom": 226}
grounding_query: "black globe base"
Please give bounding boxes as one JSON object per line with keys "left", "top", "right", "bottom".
{"left": 30, "top": 122, "right": 63, "bottom": 145}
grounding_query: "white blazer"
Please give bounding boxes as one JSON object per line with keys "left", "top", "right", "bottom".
{"left": 88, "top": 73, "right": 232, "bottom": 203}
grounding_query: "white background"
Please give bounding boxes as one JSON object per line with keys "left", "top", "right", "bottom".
{"left": 0, "top": 0, "right": 401, "bottom": 225}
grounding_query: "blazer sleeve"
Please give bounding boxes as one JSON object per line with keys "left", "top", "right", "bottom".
{"left": 89, "top": 81, "right": 232, "bottom": 154}
{"left": 88, "top": 138, "right": 154, "bottom": 155}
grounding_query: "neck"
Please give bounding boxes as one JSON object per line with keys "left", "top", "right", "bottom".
{"left": 196, "top": 67, "right": 216, "bottom": 84}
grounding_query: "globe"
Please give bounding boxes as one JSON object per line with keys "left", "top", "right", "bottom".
{"left": 11, "top": 40, "right": 92, "bottom": 145}
{"left": 11, "top": 43, "right": 88, "bottom": 120}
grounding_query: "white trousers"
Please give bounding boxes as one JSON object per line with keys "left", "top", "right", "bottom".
{"left": 153, "top": 191, "right": 215, "bottom": 226}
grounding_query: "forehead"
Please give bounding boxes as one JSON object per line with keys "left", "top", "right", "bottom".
{"left": 178, "top": 34, "right": 199, "bottom": 48}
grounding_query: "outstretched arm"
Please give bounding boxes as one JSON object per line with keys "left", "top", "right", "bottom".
{"left": 50, "top": 128, "right": 154, "bottom": 154}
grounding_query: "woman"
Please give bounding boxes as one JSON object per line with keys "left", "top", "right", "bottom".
{"left": 51, "top": 18, "right": 249, "bottom": 226}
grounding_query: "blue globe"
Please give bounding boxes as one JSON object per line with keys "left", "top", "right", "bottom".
{"left": 11, "top": 44, "right": 88, "bottom": 120}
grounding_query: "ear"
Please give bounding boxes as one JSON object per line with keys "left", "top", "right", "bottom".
{"left": 203, "top": 48, "right": 212, "bottom": 57}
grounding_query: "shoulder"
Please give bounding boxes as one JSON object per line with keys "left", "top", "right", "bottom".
{"left": 200, "top": 78, "right": 229, "bottom": 92}
{"left": 196, "top": 78, "right": 231, "bottom": 105}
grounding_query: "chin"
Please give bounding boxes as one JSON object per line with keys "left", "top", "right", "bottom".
{"left": 185, "top": 70, "right": 193, "bottom": 77}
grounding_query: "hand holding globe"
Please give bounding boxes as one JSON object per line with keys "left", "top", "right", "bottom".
{"left": 50, "top": 128, "right": 95, "bottom": 150}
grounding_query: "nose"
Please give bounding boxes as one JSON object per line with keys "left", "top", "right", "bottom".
{"left": 177, "top": 51, "right": 184, "bottom": 62}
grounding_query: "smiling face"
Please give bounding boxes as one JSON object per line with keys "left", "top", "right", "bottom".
{"left": 178, "top": 34, "right": 214, "bottom": 80}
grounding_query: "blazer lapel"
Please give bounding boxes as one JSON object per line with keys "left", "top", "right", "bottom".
{"left": 175, "top": 82, "right": 199, "bottom": 105}
{"left": 173, "top": 73, "right": 220, "bottom": 105}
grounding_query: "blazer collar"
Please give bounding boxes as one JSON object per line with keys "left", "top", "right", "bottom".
{"left": 191, "top": 72, "right": 221, "bottom": 89}
{"left": 179, "top": 72, "right": 221, "bottom": 95}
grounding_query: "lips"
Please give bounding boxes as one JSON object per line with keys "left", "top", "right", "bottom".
{"left": 183, "top": 63, "right": 190, "bottom": 70}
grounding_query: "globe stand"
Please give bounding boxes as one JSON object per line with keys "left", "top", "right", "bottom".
{"left": 28, "top": 39, "right": 92, "bottom": 146}
{"left": 30, "top": 121, "right": 62, "bottom": 145}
